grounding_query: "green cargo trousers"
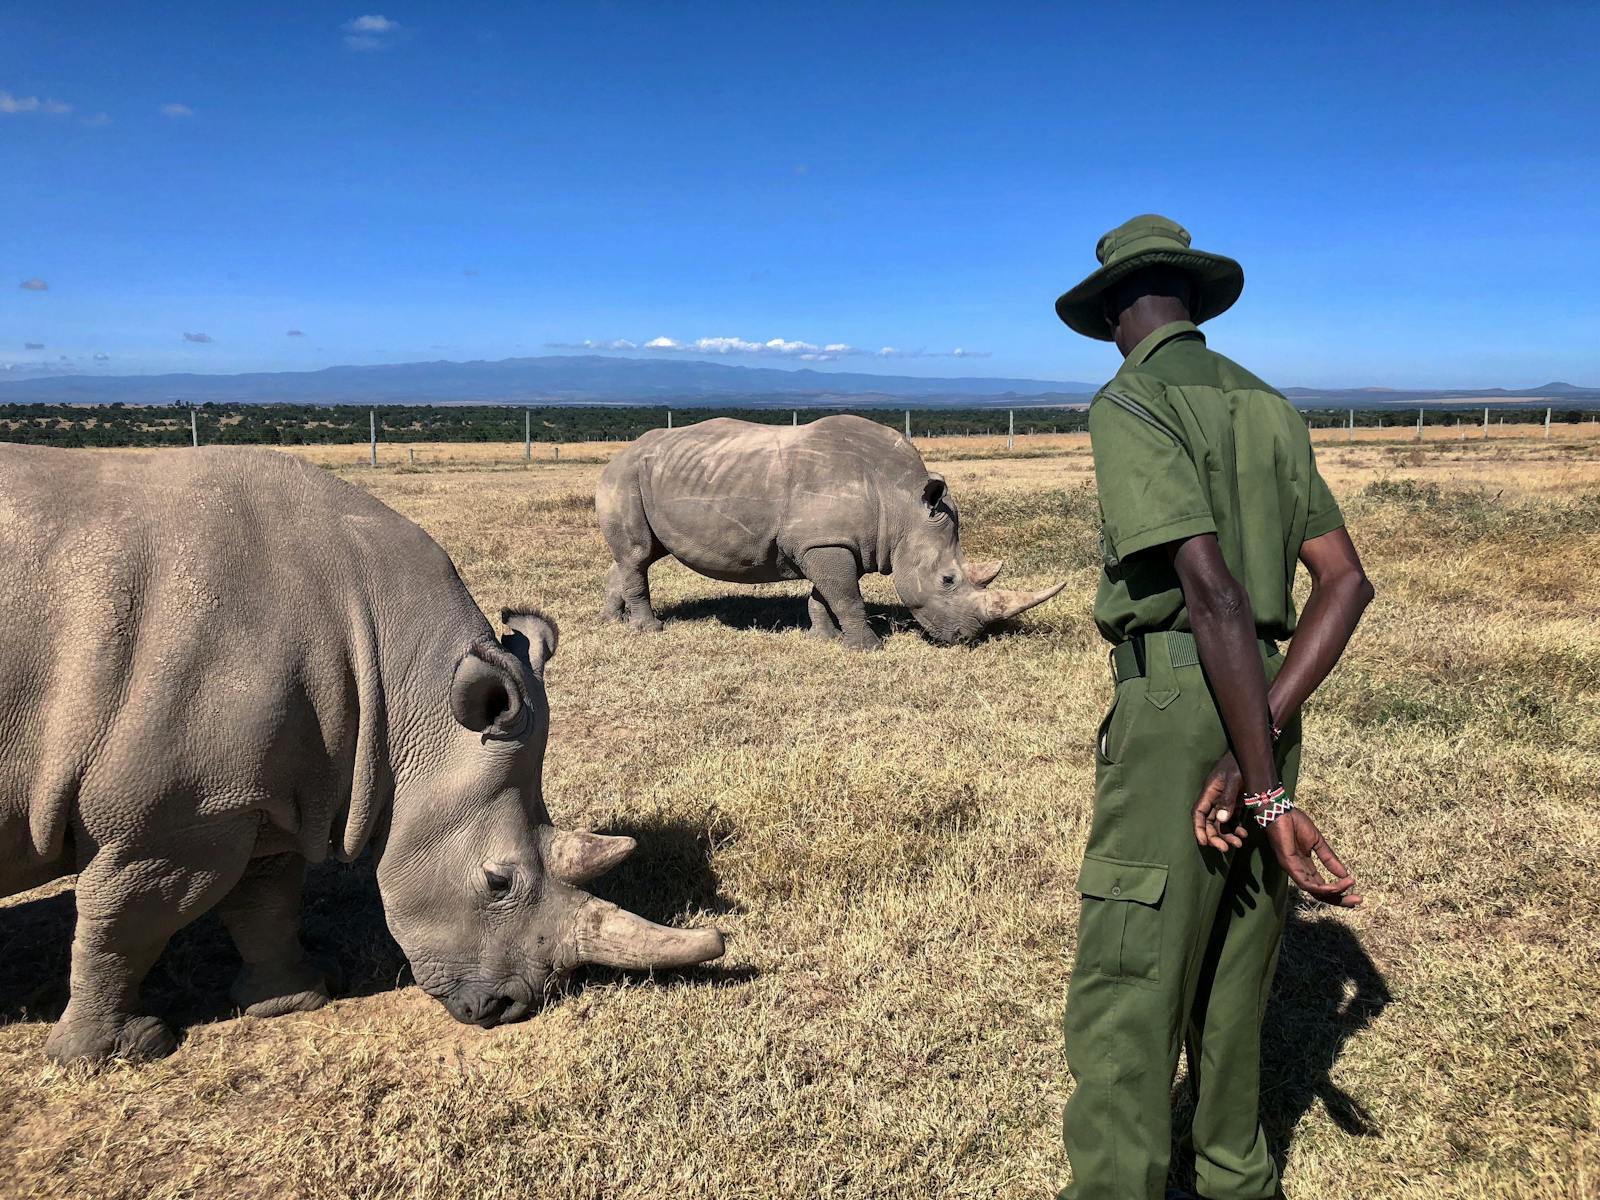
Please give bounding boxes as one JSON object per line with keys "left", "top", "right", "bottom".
{"left": 1061, "top": 631, "right": 1298, "bottom": 1200}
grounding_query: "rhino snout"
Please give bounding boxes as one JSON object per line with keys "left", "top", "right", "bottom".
{"left": 440, "top": 974, "right": 541, "bottom": 1028}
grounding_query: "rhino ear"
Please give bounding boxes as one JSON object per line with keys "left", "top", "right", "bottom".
{"left": 500, "top": 608, "right": 559, "bottom": 676}
{"left": 450, "top": 644, "right": 527, "bottom": 736}
{"left": 922, "top": 474, "right": 948, "bottom": 511}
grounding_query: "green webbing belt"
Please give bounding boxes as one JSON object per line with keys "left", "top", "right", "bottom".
{"left": 1110, "top": 631, "right": 1277, "bottom": 683}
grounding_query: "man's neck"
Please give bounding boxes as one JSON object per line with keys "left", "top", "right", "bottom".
{"left": 1113, "top": 299, "right": 1193, "bottom": 357}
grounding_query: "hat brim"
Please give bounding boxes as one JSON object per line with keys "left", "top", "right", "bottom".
{"left": 1055, "top": 248, "right": 1244, "bottom": 341}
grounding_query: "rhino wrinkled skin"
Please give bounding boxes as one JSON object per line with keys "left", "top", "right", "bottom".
{"left": 596, "top": 415, "right": 1065, "bottom": 649}
{"left": 0, "top": 445, "right": 723, "bottom": 1062}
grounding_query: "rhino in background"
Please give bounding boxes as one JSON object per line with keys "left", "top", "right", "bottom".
{"left": 0, "top": 445, "right": 723, "bottom": 1062}
{"left": 596, "top": 415, "right": 1064, "bottom": 649}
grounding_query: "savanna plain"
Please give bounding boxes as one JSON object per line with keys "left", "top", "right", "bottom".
{"left": 1, "top": 427, "right": 1597, "bottom": 1200}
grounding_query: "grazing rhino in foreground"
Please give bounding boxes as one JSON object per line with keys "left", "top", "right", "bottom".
{"left": 596, "top": 415, "right": 1065, "bottom": 650}
{"left": 0, "top": 445, "right": 724, "bottom": 1062}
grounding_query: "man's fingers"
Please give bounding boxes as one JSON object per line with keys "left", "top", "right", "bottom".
{"left": 1311, "top": 836, "right": 1351, "bottom": 881}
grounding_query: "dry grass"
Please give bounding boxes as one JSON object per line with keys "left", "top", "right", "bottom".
{"left": 2, "top": 432, "right": 1597, "bottom": 1199}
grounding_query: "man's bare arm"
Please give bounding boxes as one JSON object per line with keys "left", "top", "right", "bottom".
{"left": 1264, "top": 526, "right": 1374, "bottom": 731}
{"left": 1171, "top": 532, "right": 1363, "bottom": 905}
{"left": 1167, "top": 534, "right": 1277, "bottom": 794}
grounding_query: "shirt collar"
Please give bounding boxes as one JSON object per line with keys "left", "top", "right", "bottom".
{"left": 1124, "top": 320, "right": 1204, "bottom": 368}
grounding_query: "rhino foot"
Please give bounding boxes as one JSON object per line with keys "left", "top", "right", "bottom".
{"left": 844, "top": 629, "right": 883, "bottom": 652}
{"left": 231, "top": 958, "right": 341, "bottom": 1018}
{"left": 45, "top": 1013, "right": 177, "bottom": 1062}
{"left": 628, "top": 615, "right": 664, "bottom": 634}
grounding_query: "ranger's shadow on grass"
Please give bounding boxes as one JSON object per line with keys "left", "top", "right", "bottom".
{"left": 0, "top": 816, "right": 744, "bottom": 1041}
{"left": 1170, "top": 905, "right": 1392, "bottom": 1186}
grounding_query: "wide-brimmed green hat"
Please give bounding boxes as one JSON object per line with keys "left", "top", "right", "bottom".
{"left": 1055, "top": 214, "right": 1244, "bottom": 341}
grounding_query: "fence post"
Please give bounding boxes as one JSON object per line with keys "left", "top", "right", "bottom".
{"left": 1348, "top": 409, "right": 1354, "bottom": 442}
{"left": 1546, "top": 407, "right": 1552, "bottom": 438}
{"left": 191, "top": 409, "right": 198, "bottom": 447}
{"left": 524, "top": 411, "right": 531, "bottom": 461}
{"left": 667, "top": 410, "right": 673, "bottom": 430}
{"left": 1483, "top": 407, "right": 1489, "bottom": 439}
{"left": 370, "top": 410, "right": 377, "bottom": 467}
{"left": 904, "top": 410, "right": 911, "bottom": 439}
{"left": 793, "top": 410, "right": 798, "bottom": 426}
{"left": 1416, "top": 408, "right": 1423, "bottom": 441}
{"left": 409, "top": 447, "right": 415, "bottom": 465}
{"left": 1008, "top": 409, "right": 1015, "bottom": 451}
{"left": 554, "top": 445, "right": 560, "bottom": 461}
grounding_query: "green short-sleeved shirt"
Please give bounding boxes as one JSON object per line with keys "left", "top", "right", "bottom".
{"left": 1088, "top": 321, "right": 1344, "bottom": 645}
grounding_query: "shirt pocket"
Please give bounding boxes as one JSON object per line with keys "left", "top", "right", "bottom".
{"left": 1075, "top": 854, "right": 1169, "bottom": 984}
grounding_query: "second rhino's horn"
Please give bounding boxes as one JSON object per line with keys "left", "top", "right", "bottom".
{"left": 967, "top": 559, "right": 1004, "bottom": 588}
{"left": 544, "top": 829, "right": 637, "bottom": 884}
{"left": 556, "top": 894, "right": 726, "bottom": 971}
{"left": 977, "top": 581, "right": 1067, "bottom": 625}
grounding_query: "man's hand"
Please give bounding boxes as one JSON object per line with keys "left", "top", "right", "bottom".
{"left": 1267, "top": 811, "right": 1363, "bottom": 907}
{"left": 1192, "top": 752, "right": 1248, "bottom": 851}
{"left": 1195, "top": 769, "right": 1364, "bottom": 906}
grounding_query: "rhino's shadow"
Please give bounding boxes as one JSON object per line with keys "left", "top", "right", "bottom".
{"left": 1167, "top": 905, "right": 1392, "bottom": 1188}
{"left": 0, "top": 815, "right": 742, "bottom": 1038}
{"left": 656, "top": 593, "right": 908, "bottom": 639}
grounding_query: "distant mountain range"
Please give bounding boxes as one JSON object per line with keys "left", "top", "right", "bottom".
{"left": 0, "top": 355, "right": 1596, "bottom": 409}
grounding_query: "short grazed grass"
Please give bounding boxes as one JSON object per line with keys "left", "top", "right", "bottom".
{"left": 0, "top": 432, "right": 1596, "bottom": 1199}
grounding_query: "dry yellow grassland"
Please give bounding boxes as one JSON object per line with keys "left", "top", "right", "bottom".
{"left": 1, "top": 430, "right": 1596, "bottom": 1199}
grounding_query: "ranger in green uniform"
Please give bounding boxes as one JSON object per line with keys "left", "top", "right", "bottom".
{"left": 1055, "top": 215, "right": 1375, "bottom": 1200}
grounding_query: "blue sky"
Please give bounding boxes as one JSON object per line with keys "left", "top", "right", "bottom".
{"left": 3, "top": 2, "right": 1597, "bottom": 388}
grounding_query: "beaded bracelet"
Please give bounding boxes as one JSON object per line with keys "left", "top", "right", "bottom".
{"left": 1242, "top": 784, "right": 1295, "bottom": 828}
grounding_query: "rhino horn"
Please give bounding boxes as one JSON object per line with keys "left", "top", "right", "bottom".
{"left": 978, "top": 581, "right": 1067, "bottom": 624}
{"left": 544, "top": 829, "right": 637, "bottom": 884}
{"left": 558, "top": 894, "right": 726, "bottom": 971}
{"left": 967, "top": 558, "right": 1004, "bottom": 588}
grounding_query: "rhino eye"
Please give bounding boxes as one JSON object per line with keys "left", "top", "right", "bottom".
{"left": 940, "top": 572, "right": 957, "bottom": 588}
{"left": 484, "top": 868, "right": 514, "bottom": 897}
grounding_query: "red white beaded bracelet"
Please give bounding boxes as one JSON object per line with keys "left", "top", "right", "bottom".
{"left": 1242, "top": 784, "right": 1295, "bottom": 828}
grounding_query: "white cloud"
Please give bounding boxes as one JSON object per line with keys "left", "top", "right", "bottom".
{"left": 160, "top": 103, "right": 194, "bottom": 118}
{"left": 1, "top": 91, "right": 72, "bottom": 116}
{"left": 552, "top": 334, "right": 988, "bottom": 362}
{"left": 182, "top": 331, "right": 214, "bottom": 343}
{"left": 343, "top": 14, "right": 402, "bottom": 50}
{"left": 18, "top": 278, "right": 48, "bottom": 291}
{"left": 94, "top": 352, "right": 110, "bottom": 361}
{"left": 81, "top": 111, "right": 111, "bottom": 127}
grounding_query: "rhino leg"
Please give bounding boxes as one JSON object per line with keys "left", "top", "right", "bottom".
{"left": 45, "top": 823, "right": 254, "bottom": 1062}
{"left": 219, "top": 852, "right": 338, "bottom": 1018}
{"left": 604, "top": 559, "right": 664, "bottom": 633}
{"left": 599, "top": 483, "right": 666, "bottom": 632}
{"left": 800, "top": 547, "right": 880, "bottom": 651}
{"left": 806, "top": 588, "right": 841, "bottom": 641}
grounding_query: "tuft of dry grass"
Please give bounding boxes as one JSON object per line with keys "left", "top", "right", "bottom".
{"left": 1, "top": 434, "right": 1597, "bottom": 1199}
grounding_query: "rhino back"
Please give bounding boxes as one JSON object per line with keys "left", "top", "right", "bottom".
{"left": 0, "top": 446, "right": 480, "bottom": 892}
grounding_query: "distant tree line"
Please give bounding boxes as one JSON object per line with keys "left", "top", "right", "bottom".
{"left": 0, "top": 400, "right": 1590, "bottom": 449}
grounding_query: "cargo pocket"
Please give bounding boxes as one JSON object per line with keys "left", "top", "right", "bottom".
{"left": 1075, "top": 854, "right": 1168, "bottom": 984}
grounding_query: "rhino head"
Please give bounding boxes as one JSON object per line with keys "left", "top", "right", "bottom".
{"left": 377, "top": 609, "right": 724, "bottom": 1028}
{"left": 890, "top": 475, "right": 1065, "bottom": 644}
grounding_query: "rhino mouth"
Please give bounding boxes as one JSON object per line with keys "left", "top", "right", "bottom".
{"left": 436, "top": 974, "right": 543, "bottom": 1028}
